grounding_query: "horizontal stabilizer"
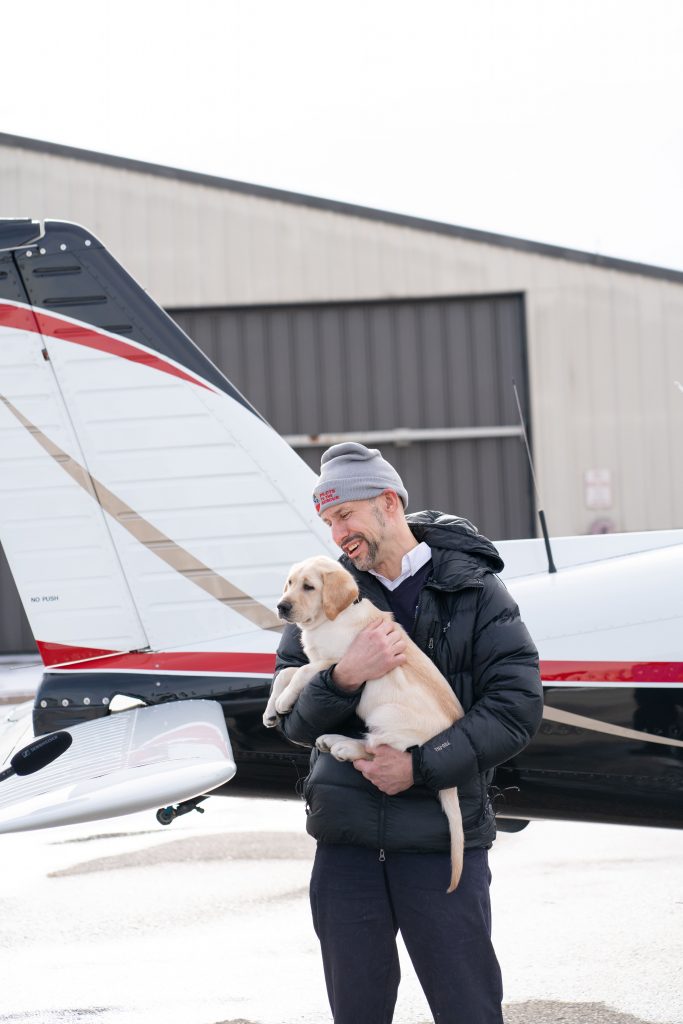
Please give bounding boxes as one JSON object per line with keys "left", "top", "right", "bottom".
{"left": 0, "top": 699, "right": 236, "bottom": 833}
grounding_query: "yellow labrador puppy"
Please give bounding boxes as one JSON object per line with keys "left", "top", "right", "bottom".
{"left": 263, "top": 555, "right": 465, "bottom": 891}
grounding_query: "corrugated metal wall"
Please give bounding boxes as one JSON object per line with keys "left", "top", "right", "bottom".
{"left": 171, "top": 292, "right": 534, "bottom": 539}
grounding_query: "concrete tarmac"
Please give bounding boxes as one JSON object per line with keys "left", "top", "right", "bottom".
{"left": 0, "top": 786, "right": 681, "bottom": 1024}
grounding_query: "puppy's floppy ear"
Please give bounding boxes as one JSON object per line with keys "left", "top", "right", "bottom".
{"left": 321, "top": 564, "right": 359, "bottom": 621}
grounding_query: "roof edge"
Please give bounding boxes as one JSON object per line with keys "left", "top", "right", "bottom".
{"left": 2, "top": 131, "right": 683, "bottom": 285}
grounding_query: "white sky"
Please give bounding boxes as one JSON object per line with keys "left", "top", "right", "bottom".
{"left": 2, "top": 0, "right": 682, "bottom": 270}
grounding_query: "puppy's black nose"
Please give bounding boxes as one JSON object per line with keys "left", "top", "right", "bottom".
{"left": 277, "top": 601, "right": 292, "bottom": 619}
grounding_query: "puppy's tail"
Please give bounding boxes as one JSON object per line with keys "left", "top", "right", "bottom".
{"left": 438, "top": 787, "right": 464, "bottom": 893}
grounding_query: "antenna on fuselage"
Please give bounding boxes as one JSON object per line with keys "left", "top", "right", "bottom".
{"left": 512, "top": 380, "right": 557, "bottom": 574}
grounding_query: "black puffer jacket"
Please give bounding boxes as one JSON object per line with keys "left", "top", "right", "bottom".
{"left": 275, "top": 512, "right": 543, "bottom": 852}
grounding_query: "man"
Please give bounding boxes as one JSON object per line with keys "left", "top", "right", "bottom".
{"left": 274, "top": 442, "right": 543, "bottom": 1024}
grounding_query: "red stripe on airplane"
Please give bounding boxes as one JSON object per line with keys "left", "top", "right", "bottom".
{"left": 37, "top": 640, "right": 121, "bottom": 667}
{"left": 0, "top": 302, "right": 214, "bottom": 392}
{"left": 41, "top": 644, "right": 277, "bottom": 674}
{"left": 541, "top": 660, "right": 683, "bottom": 683}
{"left": 36, "top": 645, "right": 683, "bottom": 682}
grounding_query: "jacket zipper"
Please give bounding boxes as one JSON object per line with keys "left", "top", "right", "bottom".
{"left": 426, "top": 622, "right": 438, "bottom": 661}
{"left": 415, "top": 578, "right": 483, "bottom": 657}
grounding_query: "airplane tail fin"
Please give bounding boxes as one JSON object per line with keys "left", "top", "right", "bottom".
{"left": 0, "top": 219, "right": 334, "bottom": 666}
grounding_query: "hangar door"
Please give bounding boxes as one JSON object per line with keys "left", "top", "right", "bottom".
{"left": 172, "top": 293, "right": 535, "bottom": 542}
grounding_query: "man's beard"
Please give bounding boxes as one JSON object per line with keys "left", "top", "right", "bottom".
{"left": 346, "top": 534, "right": 380, "bottom": 571}
{"left": 345, "top": 503, "right": 386, "bottom": 570}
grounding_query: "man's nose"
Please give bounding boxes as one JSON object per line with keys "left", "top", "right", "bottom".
{"left": 330, "top": 522, "right": 347, "bottom": 547}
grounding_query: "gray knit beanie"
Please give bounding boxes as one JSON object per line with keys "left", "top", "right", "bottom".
{"left": 313, "top": 442, "right": 408, "bottom": 513}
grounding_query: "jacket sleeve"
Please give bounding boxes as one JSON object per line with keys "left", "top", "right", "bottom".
{"left": 412, "top": 575, "right": 543, "bottom": 790}
{"left": 273, "top": 622, "right": 364, "bottom": 748}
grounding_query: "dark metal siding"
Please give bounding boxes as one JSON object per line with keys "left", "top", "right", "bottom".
{"left": 0, "top": 291, "right": 532, "bottom": 654}
{"left": 0, "top": 545, "right": 34, "bottom": 654}
{"left": 172, "top": 293, "right": 534, "bottom": 539}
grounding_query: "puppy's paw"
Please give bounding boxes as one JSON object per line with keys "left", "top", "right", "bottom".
{"left": 331, "top": 740, "right": 368, "bottom": 762}
{"left": 275, "top": 667, "right": 298, "bottom": 688}
{"left": 316, "top": 734, "right": 367, "bottom": 762}
{"left": 262, "top": 709, "right": 278, "bottom": 728}
{"left": 275, "top": 691, "right": 296, "bottom": 715}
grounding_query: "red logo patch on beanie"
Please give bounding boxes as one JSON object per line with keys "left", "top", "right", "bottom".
{"left": 315, "top": 487, "right": 339, "bottom": 512}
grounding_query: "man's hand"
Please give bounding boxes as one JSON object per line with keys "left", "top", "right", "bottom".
{"left": 353, "top": 744, "right": 413, "bottom": 795}
{"left": 331, "top": 619, "right": 407, "bottom": 692}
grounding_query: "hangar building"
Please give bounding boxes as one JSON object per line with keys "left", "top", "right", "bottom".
{"left": 1, "top": 132, "right": 682, "bottom": 654}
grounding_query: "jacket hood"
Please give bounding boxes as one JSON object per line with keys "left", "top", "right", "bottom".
{"left": 406, "top": 510, "right": 504, "bottom": 577}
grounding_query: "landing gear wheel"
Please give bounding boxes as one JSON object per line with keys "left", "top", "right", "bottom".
{"left": 155, "top": 796, "right": 208, "bottom": 825}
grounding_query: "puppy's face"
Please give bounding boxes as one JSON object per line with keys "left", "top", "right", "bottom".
{"left": 277, "top": 556, "right": 359, "bottom": 627}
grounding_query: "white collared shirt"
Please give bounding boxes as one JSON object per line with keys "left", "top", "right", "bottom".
{"left": 368, "top": 541, "right": 432, "bottom": 591}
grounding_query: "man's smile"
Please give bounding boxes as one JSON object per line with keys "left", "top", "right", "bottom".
{"left": 342, "top": 535, "right": 366, "bottom": 557}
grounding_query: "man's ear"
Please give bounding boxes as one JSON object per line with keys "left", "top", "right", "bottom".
{"left": 321, "top": 566, "right": 359, "bottom": 621}
{"left": 381, "top": 489, "right": 400, "bottom": 514}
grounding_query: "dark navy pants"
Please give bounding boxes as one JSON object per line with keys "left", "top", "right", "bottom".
{"left": 309, "top": 845, "right": 503, "bottom": 1024}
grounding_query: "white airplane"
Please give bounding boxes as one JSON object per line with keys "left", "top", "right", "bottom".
{"left": 0, "top": 218, "right": 681, "bottom": 835}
